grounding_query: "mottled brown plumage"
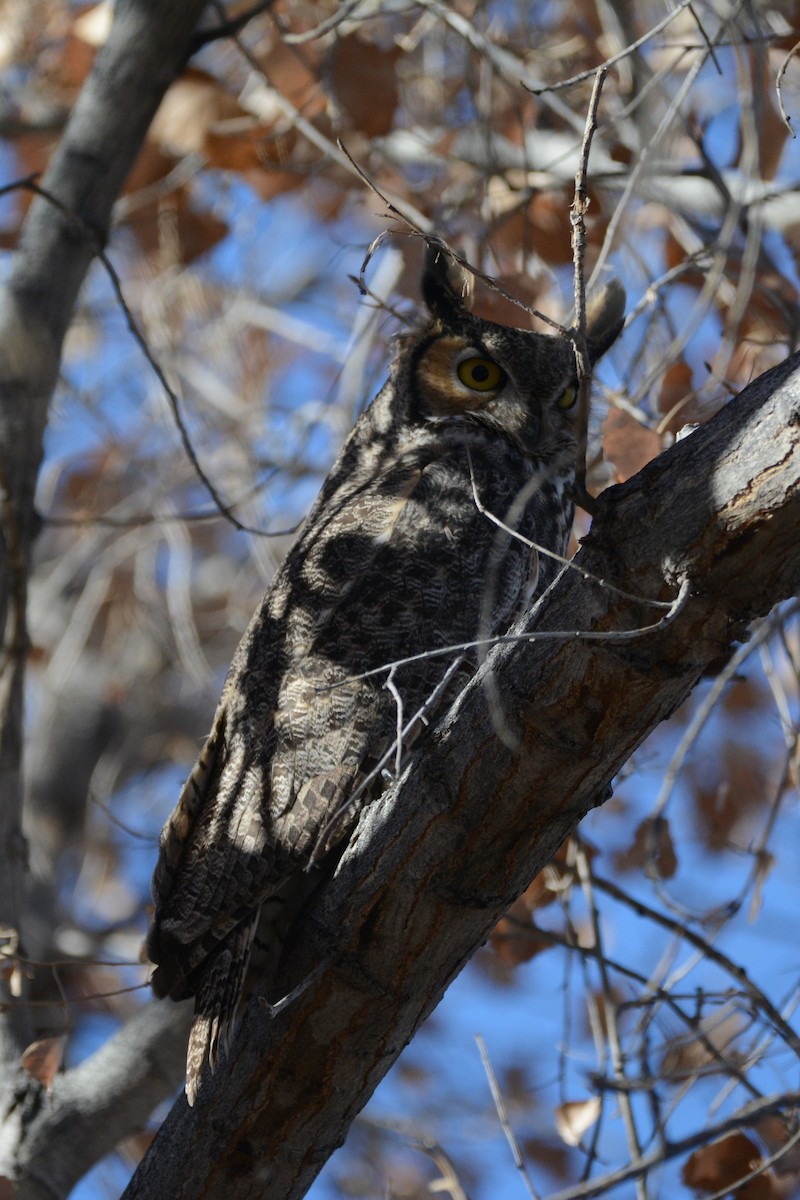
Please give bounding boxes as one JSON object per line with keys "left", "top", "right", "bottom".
{"left": 146, "top": 246, "right": 625, "bottom": 1103}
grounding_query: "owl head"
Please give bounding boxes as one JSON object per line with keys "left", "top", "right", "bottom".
{"left": 393, "top": 244, "right": 625, "bottom": 460}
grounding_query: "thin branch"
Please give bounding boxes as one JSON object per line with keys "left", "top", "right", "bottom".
{"left": 280, "top": 0, "right": 367, "bottom": 44}
{"left": 498, "top": 914, "right": 762, "bottom": 1098}
{"left": 592, "top": 874, "right": 800, "bottom": 1062}
{"left": 527, "top": 0, "right": 698, "bottom": 94}
{"left": 11, "top": 178, "right": 270, "bottom": 537}
{"left": 569, "top": 68, "right": 607, "bottom": 513}
{"left": 648, "top": 603, "right": 800, "bottom": 823}
{"left": 475, "top": 1034, "right": 541, "bottom": 1200}
{"left": 338, "top": 142, "right": 567, "bottom": 335}
{"left": 190, "top": 0, "right": 275, "bottom": 52}
{"left": 322, "top": 577, "right": 690, "bottom": 691}
{"left": 574, "top": 843, "right": 646, "bottom": 1200}
{"left": 358, "top": 1115, "right": 473, "bottom": 1200}
{"left": 545, "top": 1091, "right": 800, "bottom": 1200}
{"left": 467, "top": 450, "right": 672, "bottom": 609}
{"left": 776, "top": 38, "right": 800, "bottom": 137}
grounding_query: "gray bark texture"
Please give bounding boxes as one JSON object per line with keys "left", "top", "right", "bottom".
{"left": 121, "top": 351, "right": 800, "bottom": 1200}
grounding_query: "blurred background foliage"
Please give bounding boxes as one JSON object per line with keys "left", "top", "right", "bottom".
{"left": 2, "top": 0, "right": 800, "bottom": 1196}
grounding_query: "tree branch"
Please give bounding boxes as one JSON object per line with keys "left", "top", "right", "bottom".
{"left": 10, "top": 999, "right": 193, "bottom": 1200}
{"left": 124, "top": 352, "right": 800, "bottom": 1199}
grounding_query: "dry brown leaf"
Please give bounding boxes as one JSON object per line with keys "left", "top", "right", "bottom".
{"left": 756, "top": 1114, "right": 800, "bottom": 1176}
{"left": 58, "top": 18, "right": 100, "bottom": 91}
{"left": 554, "top": 1097, "right": 601, "bottom": 1147}
{"left": 396, "top": 1061, "right": 431, "bottom": 1088}
{"left": 521, "top": 1134, "right": 572, "bottom": 1180}
{"left": 489, "top": 908, "right": 553, "bottom": 967}
{"left": 662, "top": 225, "right": 713, "bottom": 291}
{"left": 0, "top": 958, "right": 23, "bottom": 998}
{"left": 21, "top": 1035, "right": 67, "bottom": 1091}
{"left": 258, "top": 38, "right": 324, "bottom": 115}
{"left": 746, "top": 49, "right": 790, "bottom": 182}
{"left": 692, "top": 742, "right": 769, "bottom": 852}
{"left": 489, "top": 842, "right": 582, "bottom": 964}
{"left": 529, "top": 191, "right": 574, "bottom": 266}
{"left": 118, "top": 1130, "right": 158, "bottom": 1167}
{"left": 72, "top": 2, "right": 112, "bottom": 47}
{"left": 328, "top": 34, "right": 400, "bottom": 137}
{"left": 749, "top": 850, "right": 776, "bottom": 923}
{"left": 682, "top": 1132, "right": 777, "bottom": 1198}
{"left": 602, "top": 408, "right": 662, "bottom": 483}
{"left": 122, "top": 140, "right": 229, "bottom": 265}
{"left": 149, "top": 69, "right": 251, "bottom": 158}
{"left": 623, "top": 816, "right": 678, "bottom": 880}
{"left": 520, "top": 841, "right": 577, "bottom": 911}
{"left": 661, "top": 1009, "right": 745, "bottom": 1079}
{"left": 722, "top": 677, "right": 766, "bottom": 714}
{"left": 145, "top": 68, "right": 306, "bottom": 202}
{"left": 207, "top": 123, "right": 297, "bottom": 174}
{"left": 657, "top": 360, "right": 699, "bottom": 434}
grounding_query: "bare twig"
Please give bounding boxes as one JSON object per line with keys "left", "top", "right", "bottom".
{"left": 279, "top": 0, "right": 366, "bottom": 44}
{"left": 191, "top": 0, "right": 275, "bottom": 51}
{"left": 569, "top": 68, "right": 607, "bottom": 513}
{"left": 593, "top": 874, "right": 800, "bottom": 1062}
{"left": 527, "top": 0, "right": 698, "bottom": 93}
{"left": 776, "top": 38, "right": 800, "bottom": 137}
{"left": 10, "top": 178, "right": 271, "bottom": 537}
{"left": 337, "top": 142, "right": 567, "bottom": 335}
{"left": 545, "top": 1091, "right": 800, "bottom": 1200}
{"left": 649, "top": 604, "right": 800, "bottom": 823}
{"left": 325, "top": 577, "right": 690, "bottom": 691}
{"left": 475, "top": 1034, "right": 541, "bottom": 1200}
{"left": 467, "top": 449, "right": 672, "bottom": 609}
{"left": 574, "top": 843, "right": 646, "bottom": 1200}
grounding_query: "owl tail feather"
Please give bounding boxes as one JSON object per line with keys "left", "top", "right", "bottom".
{"left": 184, "top": 913, "right": 258, "bottom": 1105}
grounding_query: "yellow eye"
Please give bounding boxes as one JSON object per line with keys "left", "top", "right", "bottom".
{"left": 557, "top": 384, "right": 578, "bottom": 410}
{"left": 456, "top": 356, "right": 505, "bottom": 392}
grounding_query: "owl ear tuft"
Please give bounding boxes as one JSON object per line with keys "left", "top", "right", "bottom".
{"left": 421, "top": 242, "right": 474, "bottom": 323}
{"left": 585, "top": 279, "right": 626, "bottom": 362}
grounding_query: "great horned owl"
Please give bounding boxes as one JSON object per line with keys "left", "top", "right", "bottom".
{"left": 146, "top": 246, "right": 625, "bottom": 1103}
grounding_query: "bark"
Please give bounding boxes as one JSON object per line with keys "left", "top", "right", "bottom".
{"left": 0, "top": 0, "right": 209, "bottom": 1190}
{"left": 122, "top": 351, "right": 800, "bottom": 1200}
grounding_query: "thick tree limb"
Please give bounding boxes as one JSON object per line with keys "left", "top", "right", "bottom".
{"left": 10, "top": 1000, "right": 193, "bottom": 1200}
{"left": 124, "top": 353, "right": 800, "bottom": 1200}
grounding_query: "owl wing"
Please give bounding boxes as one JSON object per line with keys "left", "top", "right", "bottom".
{"left": 148, "top": 639, "right": 385, "bottom": 980}
{"left": 147, "top": 457, "right": 466, "bottom": 1097}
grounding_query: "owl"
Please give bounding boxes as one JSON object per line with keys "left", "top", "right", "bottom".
{"left": 146, "top": 245, "right": 625, "bottom": 1103}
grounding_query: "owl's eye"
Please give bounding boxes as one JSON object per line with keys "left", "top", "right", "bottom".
{"left": 456, "top": 356, "right": 505, "bottom": 393}
{"left": 557, "top": 384, "right": 578, "bottom": 410}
